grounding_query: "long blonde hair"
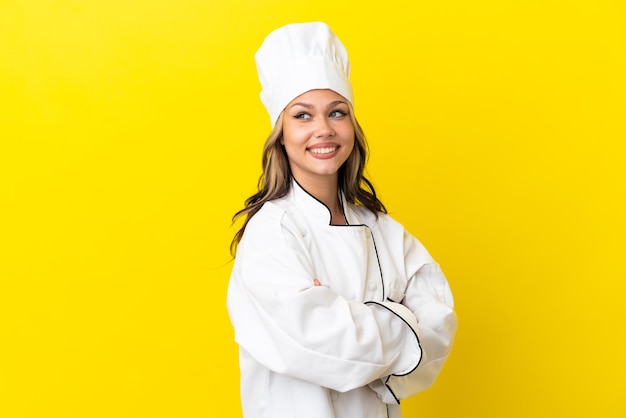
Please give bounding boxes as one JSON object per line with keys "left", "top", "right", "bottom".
{"left": 230, "top": 107, "right": 386, "bottom": 256}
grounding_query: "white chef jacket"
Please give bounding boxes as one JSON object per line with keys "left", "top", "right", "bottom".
{"left": 227, "top": 180, "right": 457, "bottom": 418}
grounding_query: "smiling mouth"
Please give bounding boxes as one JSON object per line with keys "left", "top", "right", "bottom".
{"left": 309, "top": 147, "right": 338, "bottom": 155}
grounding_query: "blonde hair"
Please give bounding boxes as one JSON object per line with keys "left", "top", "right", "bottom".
{"left": 230, "top": 107, "right": 386, "bottom": 256}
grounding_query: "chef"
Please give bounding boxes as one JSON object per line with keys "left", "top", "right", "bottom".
{"left": 227, "top": 21, "right": 457, "bottom": 418}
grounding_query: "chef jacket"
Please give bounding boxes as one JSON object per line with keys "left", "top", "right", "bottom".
{"left": 227, "top": 180, "right": 457, "bottom": 418}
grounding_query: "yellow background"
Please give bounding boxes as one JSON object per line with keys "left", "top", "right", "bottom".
{"left": 1, "top": 0, "right": 625, "bottom": 416}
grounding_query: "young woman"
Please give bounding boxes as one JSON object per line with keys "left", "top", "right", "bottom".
{"left": 227, "top": 22, "right": 457, "bottom": 418}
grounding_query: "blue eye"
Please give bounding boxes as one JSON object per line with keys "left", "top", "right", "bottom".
{"left": 294, "top": 112, "right": 310, "bottom": 120}
{"left": 330, "top": 109, "right": 347, "bottom": 118}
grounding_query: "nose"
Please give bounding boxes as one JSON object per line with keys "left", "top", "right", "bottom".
{"left": 314, "top": 117, "right": 335, "bottom": 137}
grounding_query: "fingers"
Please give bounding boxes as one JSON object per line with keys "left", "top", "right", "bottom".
{"left": 313, "top": 279, "right": 321, "bottom": 286}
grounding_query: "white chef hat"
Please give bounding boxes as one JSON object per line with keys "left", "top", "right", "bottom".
{"left": 255, "top": 22, "right": 353, "bottom": 127}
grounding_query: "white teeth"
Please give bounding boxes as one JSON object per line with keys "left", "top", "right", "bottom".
{"left": 310, "top": 147, "right": 337, "bottom": 155}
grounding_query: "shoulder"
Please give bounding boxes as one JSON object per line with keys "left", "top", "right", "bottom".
{"left": 349, "top": 204, "right": 405, "bottom": 234}
{"left": 375, "top": 211, "right": 405, "bottom": 231}
{"left": 244, "top": 200, "right": 287, "bottom": 236}
{"left": 239, "top": 198, "right": 304, "bottom": 249}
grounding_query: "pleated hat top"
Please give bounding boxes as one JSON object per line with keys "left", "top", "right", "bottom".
{"left": 255, "top": 22, "right": 353, "bottom": 127}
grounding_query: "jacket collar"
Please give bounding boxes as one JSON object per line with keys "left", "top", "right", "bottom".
{"left": 288, "top": 179, "right": 350, "bottom": 225}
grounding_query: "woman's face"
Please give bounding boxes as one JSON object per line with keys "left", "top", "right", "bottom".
{"left": 281, "top": 89, "right": 355, "bottom": 186}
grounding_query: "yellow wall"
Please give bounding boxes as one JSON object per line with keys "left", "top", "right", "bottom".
{"left": 1, "top": 0, "right": 624, "bottom": 416}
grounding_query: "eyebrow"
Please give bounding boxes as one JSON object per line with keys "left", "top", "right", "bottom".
{"left": 288, "top": 100, "right": 348, "bottom": 109}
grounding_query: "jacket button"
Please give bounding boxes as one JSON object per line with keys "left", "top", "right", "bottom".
{"left": 330, "top": 390, "right": 339, "bottom": 401}
{"left": 368, "top": 282, "right": 378, "bottom": 291}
